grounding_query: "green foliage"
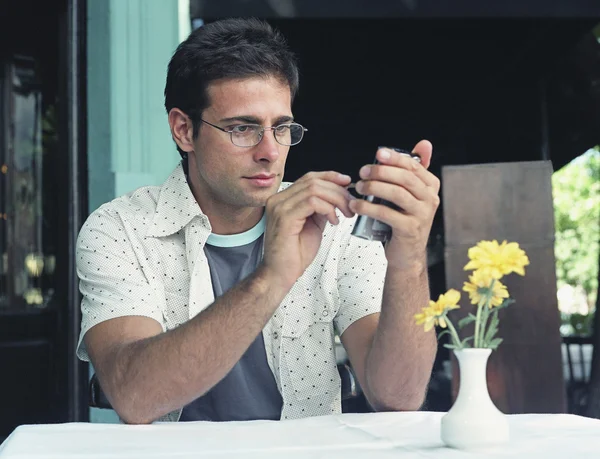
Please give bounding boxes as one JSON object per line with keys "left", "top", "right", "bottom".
{"left": 552, "top": 147, "right": 600, "bottom": 313}
{"left": 443, "top": 336, "right": 473, "bottom": 350}
{"left": 458, "top": 298, "right": 514, "bottom": 349}
{"left": 458, "top": 313, "right": 477, "bottom": 329}
{"left": 560, "top": 311, "right": 594, "bottom": 336}
{"left": 440, "top": 297, "right": 516, "bottom": 351}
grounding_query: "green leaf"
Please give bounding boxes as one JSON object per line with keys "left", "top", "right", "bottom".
{"left": 480, "top": 305, "right": 491, "bottom": 327}
{"left": 476, "top": 306, "right": 492, "bottom": 347}
{"left": 458, "top": 314, "right": 477, "bottom": 329}
{"left": 496, "top": 298, "right": 515, "bottom": 310}
{"left": 443, "top": 344, "right": 459, "bottom": 350}
{"left": 488, "top": 338, "right": 504, "bottom": 350}
{"left": 483, "top": 311, "right": 500, "bottom": 345}
{"left": 436, "top": 329, "right": 451, "bottom": 340}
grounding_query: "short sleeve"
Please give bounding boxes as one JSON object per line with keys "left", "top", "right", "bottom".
{"left": 76, "top": 208, "right": 167, "bottom": 361}
{"left": 334, "top": 229, "right": 387, "bottom": 335}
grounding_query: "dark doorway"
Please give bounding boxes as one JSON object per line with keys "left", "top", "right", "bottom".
{"left": 0, "top": 0, "right": 88, "bottom": 440}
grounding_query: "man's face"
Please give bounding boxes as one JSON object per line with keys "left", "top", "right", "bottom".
{"left": 188, "top": 76, "right": 293, "bottom": 214}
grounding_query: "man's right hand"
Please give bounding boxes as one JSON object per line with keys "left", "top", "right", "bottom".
{"left": 260, "top": 171, "right": 355, "bottom": 290}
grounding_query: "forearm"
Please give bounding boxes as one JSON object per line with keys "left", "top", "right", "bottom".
{"left": 365, "top": 261, "right": 437, "bottom": 411}
{"left": 107, "top": 265, "right": 289, "bottom": 423}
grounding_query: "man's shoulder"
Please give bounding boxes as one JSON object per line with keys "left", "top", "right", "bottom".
{"left": 80, "top": 184, "right": 164, "bottom": 242}
{"left": 86, "top": 163, "right": 188, "bottom": 226}
{"left": 95, "top": 185, "right": 162, "bottom": 221}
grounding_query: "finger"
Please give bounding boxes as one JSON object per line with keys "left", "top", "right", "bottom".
{"left": 408, "top": 140, "right": 440, "bottom": 191}
{"left": 411, "top": 139, "right": 433, "bottom": 169}
{"left": 371, "top": 147, "right": 440, "bottom": 192}
{"left": 349, "top": 198, "right": 417, "bottom": 235}
{"left": 286, "top": 180, "right": 355, "bottom": 219}
{"left": 271, "top": 171, "right": 353, "bottom": 209}
{"left": 272, "top": 190, "right": 338, "bottom": 225}
{"left": 309, "top": 213, "right": 330, "bottom": 232}
{"left": 296, "top": 170, "right": 352, "bottom": 187}
{"left": 355, "top": 180, "right": 422, "bottom": 216}
{"left": 296, "top": 195, "right": 339, "bottom": 225}
{"left": 271, "top": 171, "right": 351, "bottom": 199}
{"left": 358, "top": 165, "right": 430, "bottom": 202}
{"left": 291, "top": 176, "right": 356, "bottom": 218}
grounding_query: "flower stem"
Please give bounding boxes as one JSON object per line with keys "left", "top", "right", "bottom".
{"left": 445, "top": 316, "right": 463, "bottom": 349}
{"left": 474, "top": 302, "right": 483, "bottom": 347}
{"left": 479, "top": 304, "right": 490, "bottom": 347}
{"left": 478, "top": 279, "right": 495, "bottom": 348}
{"left": 481, "top": 279, "right": 496, "bottom": 345}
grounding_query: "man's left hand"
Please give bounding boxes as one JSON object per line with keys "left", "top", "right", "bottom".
{"left": 349, "top": 140, "right": 440, "bottom": 270}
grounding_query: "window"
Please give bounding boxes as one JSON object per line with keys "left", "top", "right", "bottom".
{"left": 0, "top": 56, "right": 59, "bottom": 309}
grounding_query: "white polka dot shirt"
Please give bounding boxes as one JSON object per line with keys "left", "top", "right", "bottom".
{"left": 76, "top": 163, "right": 387, "bottom": 421}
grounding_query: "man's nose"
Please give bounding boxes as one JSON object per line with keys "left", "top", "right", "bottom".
{"left": 253, "top": 128, "right": 281, "bottom": 162}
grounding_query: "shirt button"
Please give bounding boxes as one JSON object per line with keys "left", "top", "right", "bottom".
{"left": 322, "top": 310, "right": 329, "bottom": 317}
{"left": 273, "top": 331, "right": 279, "bottom": 339}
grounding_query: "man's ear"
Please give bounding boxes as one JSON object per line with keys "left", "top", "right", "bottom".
{"left": 168, "top": 108, "right": 195, "bottom": 153}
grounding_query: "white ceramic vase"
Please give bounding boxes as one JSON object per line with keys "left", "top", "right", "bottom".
{"left": 440, "top": 348, "right": 509, "bottom": 449}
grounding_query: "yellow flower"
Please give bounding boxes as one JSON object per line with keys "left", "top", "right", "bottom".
{"left": 463, "top": 269, "right": 509, "bottom": 307}
{"left": 464, "top": 240, "right": 530, "bottom": 279}
{"left": 414, "top": 289, "right": 461, "bottom": 332}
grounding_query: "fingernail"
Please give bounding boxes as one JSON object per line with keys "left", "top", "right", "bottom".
{"left": 339, "top": 173, "right": 351, "bottom": 181}
{"left": 359, "top": 165, "right": 371, "bottom": 178}
{"left": 355, "top": 181, "right": 364, "bottom": 193}
{"left": 379, "top": 149, "right": 391, "bottom": 160}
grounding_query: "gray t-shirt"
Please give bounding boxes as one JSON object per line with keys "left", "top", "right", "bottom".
{"left": 179, "top": 214, "right": 283, "bottom": 421}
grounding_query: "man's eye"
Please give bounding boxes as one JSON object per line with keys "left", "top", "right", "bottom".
{"left": 233, "top": 125, "right": 257, "bottom": 133}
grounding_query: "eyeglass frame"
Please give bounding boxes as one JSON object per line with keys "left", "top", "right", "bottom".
{"left": 199, "top": 118, "right": 308, "bottom": 147}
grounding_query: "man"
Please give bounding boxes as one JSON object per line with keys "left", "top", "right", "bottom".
{"left": 77, "top": 18, "right": 439, "bottom": 424}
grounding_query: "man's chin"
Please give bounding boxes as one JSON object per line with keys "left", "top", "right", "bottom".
{"left": 235, "top": 179, "right": 281, "bottom": 205}
{"left": 234, "top": 189, "right": 275, "bottom": 208}
{"left": 253, "top": 187, "right": 279, "bottom": 205}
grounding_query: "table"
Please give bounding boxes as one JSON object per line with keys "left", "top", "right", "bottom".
{"left": 1, "top": 411, "right": 600, "bottom": 458}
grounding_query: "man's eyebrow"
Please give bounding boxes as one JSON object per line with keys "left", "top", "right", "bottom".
{"left": 274, "top": 115, "right": 294, "bottom": 124}
{"left": 219, "top": 115, "right": 295, "bottom": 125}
{"left": 220, "top": 116, "right": 261, "bottom": 124}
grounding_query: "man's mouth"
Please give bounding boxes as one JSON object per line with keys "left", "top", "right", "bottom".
{"left": 247, "top": 174, "right": 276, "bottom": 180}
{"left": 244, "top": 174, "right": 278, "bottom": 187}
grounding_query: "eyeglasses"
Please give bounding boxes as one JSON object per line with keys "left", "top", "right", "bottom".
{"left": 200, "top": 119, "right": 307, "bottom": 147}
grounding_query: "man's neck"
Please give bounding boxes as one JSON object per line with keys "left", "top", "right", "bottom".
{"left": 182, "top": 159, "right": 265, "bottom": 235}
{"left": 205, "top": 206, "right": 265, "bottom": 236}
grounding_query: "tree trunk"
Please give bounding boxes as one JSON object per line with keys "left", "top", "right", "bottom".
{"left": 585, "top": 248, "right": 600, "bottom": 418}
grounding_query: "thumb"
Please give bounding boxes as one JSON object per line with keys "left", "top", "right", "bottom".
{"left": 412, "top": 139, "right": 433, "bottom": 169}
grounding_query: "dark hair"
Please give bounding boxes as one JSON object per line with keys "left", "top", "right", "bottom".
{"left": 164, "top": 18, "right": 300, "bottom": 157}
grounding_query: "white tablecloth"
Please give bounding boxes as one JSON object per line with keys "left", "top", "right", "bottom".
{"left": 1, "top": 411, "right": 600, "bottom": 458}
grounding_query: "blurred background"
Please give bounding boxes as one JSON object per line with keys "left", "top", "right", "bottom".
{"left": 0, "top": 0, "right": 599, "bottom": 440}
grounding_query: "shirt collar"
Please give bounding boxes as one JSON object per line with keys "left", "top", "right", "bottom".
{"left": 146, "top": 162, "right": 208, "bottom": 238}
{"left": 206, "top": 213, "right": 266, "bottom": 247}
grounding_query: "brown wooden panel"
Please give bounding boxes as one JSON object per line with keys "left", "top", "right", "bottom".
{"left": 442, "top": 161, "right": 566, "bottom": 414}
{"left": 443, "top": 161, "right": 556, "bottom": 247}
